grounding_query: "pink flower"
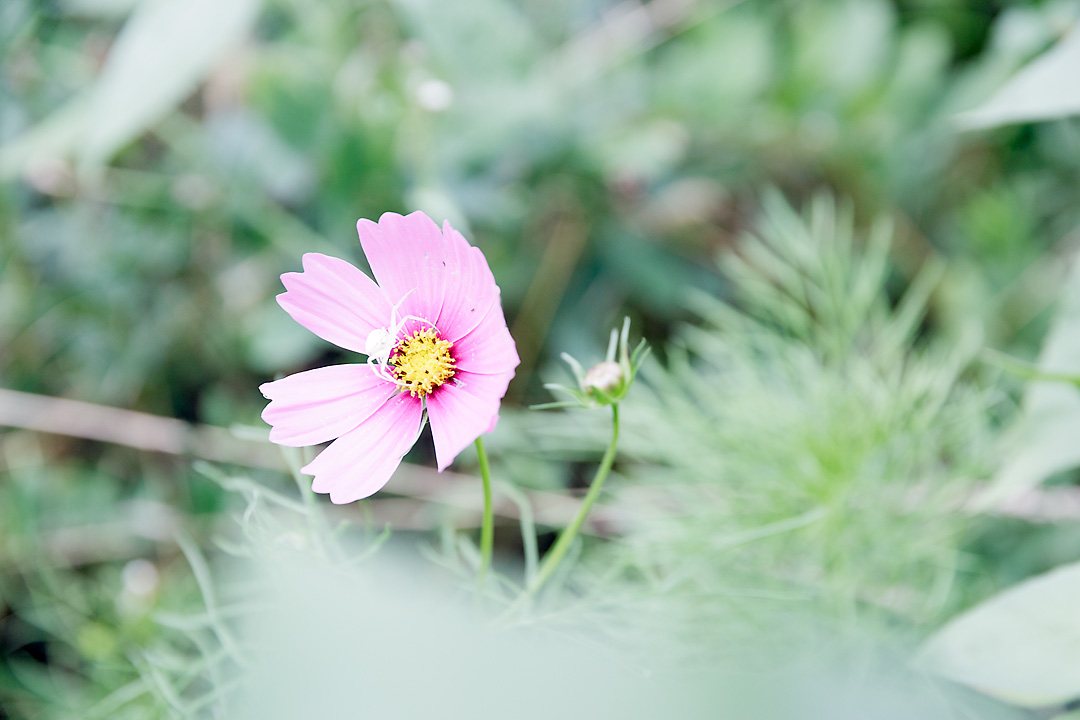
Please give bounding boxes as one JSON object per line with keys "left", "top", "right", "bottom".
{"left": 259, "top": 211, "right": 519, "bottom": 503}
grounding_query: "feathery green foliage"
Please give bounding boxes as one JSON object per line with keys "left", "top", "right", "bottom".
{"left": 574, "top": 194, "right": 992, "bottom": 649}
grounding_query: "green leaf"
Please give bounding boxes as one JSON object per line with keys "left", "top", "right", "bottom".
{"left": 982, "top": 348, "right": 1080, "bottom": 387}
{"left": 956, "top": 30, "right": 1080, "bottom": 130}
{"left": 918, "top": 560, "right": 1080, "bottom": 707}
{"left": 0, "top": 95, "right": 93, "bottom": 180}
{"left": 81, "top": 0, "right": 261, "bottom": 166}
{"left": 0, "top": 0, "right": 261, "bottom": 175}
{"left": 60, "top": 0, "right": 140, "bottom": 17}
{"left": 981, "top": 261, "right": 1080, "bottom": 508}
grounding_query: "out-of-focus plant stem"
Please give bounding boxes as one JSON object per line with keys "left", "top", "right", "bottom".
{"left": 507, "top": 207, "right": 589, "bottom": 403}
{"left": 284, "top": 446, "right": 326, "bottom": 557}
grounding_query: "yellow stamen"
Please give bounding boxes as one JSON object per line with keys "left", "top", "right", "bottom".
{"left": 390, "top": 328, "right": 456, "bottom": 397}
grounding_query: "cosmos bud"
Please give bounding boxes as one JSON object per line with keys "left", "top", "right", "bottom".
{"left": 583, "top": 361, "right": 624, "bottom": 394}
{"left": 537, "top": 317, "right": 650, "bottom": 410}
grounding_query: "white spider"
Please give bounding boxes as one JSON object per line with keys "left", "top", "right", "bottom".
{"left": 364, "top": 291, "right": 433, "bottom": 384}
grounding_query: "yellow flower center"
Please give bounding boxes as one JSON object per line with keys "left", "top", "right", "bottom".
{"left": 390, "top": 327, "right": 456, "bottom": 397}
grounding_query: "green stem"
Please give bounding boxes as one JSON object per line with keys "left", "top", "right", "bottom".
{"left": 527, "top": 403, "right": 620, "bottom": 597}
{"left": 476, "top": 436, "right": 494, "bottom": 583}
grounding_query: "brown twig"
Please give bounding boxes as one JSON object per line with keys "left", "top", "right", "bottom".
{"left": 6, "top": 384, "right": 1079, "bottom": 574}
{"left": 0, "top": 388, "right": 627, "bottom": 532}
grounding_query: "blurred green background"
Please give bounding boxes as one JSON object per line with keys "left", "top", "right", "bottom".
{"left": 3, "top": 0, "right": 1080, "bottom": 716}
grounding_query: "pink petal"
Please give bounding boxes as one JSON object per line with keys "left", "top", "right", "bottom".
{"left": 427, "top": 370, "right": 514, "bottom": 471}
{"left": 356, "top": 212, "right": 448, "bottom": 328}
{"left": 451, "top": 299, "right": 520, "bottom": 376}
{"left": 259, "top": 364, "right": 396, "bottom": 447}
{"left": 302, "top": 393, "right": 424, "bottom": 503}
{"left": 433, "top": 220, "right": 500, "bottom": 342}
{"left": 277, "top": 253, "right": 392, "bottom": 354}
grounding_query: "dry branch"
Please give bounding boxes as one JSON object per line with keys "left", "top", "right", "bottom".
{"left": 0, "top": 388, "right": 628, "bottom": 537}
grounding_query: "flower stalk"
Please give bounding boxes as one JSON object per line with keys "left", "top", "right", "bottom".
{"left": 526, "top": 403, "right": 620, "bottom": 598}
{"left": 501, "top": 317, "right": 645, "bottom": 607}
{"left": 475, "top": 436, "right": 494, "bottom": 583}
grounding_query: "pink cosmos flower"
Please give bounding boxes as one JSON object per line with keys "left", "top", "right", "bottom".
{"left": 259, "top": 211, "right": 519, "bottom": 503}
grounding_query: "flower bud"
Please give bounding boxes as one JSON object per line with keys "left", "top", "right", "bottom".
{"left": 583, "top": 361, "right": 624, "bottom": 394}
{"left": 537, "top": 317, "right": 649, "bottom": 411}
